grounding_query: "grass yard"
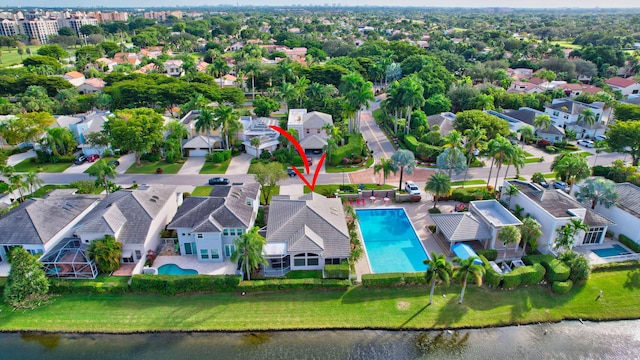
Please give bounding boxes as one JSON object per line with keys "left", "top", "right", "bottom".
{"left": 304, "top": 183, "right": 394, "bottom": 194}
{"left": 326, "top": 156, "right": 374, "bottom": 173}
{"left": 192, "top": 186, "right": 213, "bottom": 196}
{"left": 199, "top": 158, "right": 231, "bottom": 174}
{"left": 261, "top": 185, "right": 279, "bottom": 205}
{"left": 13, "top": 159, "right": 72, "bottom": 173}
{"left": 125, "top": 160, "right": 185, "bottom": 174}
{"left": 451, "top": 179, "right": 486, "bottom": 186}
{"left": 549, "top": 40, "right": 581, "bottom": 49}
{"left": 84, "top": 157, "right": 118, "bottom": 173}
{"left": 0, "top": 46, "right": 42, "bottom": 68}
{"left": 1, "top": 269, "right": 638, "bottom": 332}
{"left": 543, "top": 173, "right": 557, "bottom": 179}
{"left": 524, "top": 157, "right": 544, "bottom": 164}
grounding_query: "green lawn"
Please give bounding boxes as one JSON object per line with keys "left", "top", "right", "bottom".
{"left": 192, "top": 186, "right": 213, "bottom": 196}
{"left": 13, "top": 159, "right": 72, "bottom": 173}
{"left": 451, "top": 179, "right": 486, "bottom": 186}
{"left": 326, "top": 156, "right": 374, "bottom": 173}
{"left": 0, "top": 269, "right": 638, "bottom": 332}
{"left": 199, "top": 158, "right": 231, "bottom": 174}
{"left": 543, "top": 173, "right": 557, "bottom": 179}
{"left": 523, "top": 151, "right": 534, "bottom": 157}
{"left": 84, "top": 157, "right": 118, "bottom": 173}
{"left": 125, "top": 160, "right": 185, "bottom": 174}
{"left": 0, "top": 46, "right": 43, "bottom": 68}
{"left": 549, "top": 40, "right": 581, "bottom": 49}
{"left": 524, "top": 157, "right": 544, "bottom": 164}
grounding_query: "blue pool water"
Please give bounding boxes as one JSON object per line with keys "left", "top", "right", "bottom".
{"left": 592, "top": 244, "right": 632, "bottom": 258}
{"left": 356, "top": 208, "right": 428, "bottom": 273}
{"left": 157, "top": 263, "right": 198, "bottom": 275}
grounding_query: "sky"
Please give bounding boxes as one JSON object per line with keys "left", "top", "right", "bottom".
{"left": 1, "top": 1, "right": 639, "bottom": 9}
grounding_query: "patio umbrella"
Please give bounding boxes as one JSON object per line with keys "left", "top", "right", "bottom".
{"left": 383, "top": 191, "right": 390, "bottom": 203}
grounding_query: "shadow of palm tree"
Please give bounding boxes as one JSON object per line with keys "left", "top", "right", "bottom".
{"left": 624, "top": 269, "right": 640, "bottom": 290}
{"left": 399, "top": 303, "right": 430, "bottom": 328}
{"left": 434, "top": 294, "right": 468, "bottom": 327}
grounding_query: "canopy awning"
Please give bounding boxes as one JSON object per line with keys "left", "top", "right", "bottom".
{"left": 452, "top": 243, "right": 482, "bottom": 265}
{"left": 263, "top": 242, "right": 287, "bottom": 257}
{"left": 122, "top": 250, "right": 133, "bottom": 258}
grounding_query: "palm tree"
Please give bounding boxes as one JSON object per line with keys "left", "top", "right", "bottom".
{"left": 87, "top": 159, "right": 117, "bottom": 194}
{"left": 391, "top": 149, "right": 417, "bottom": 190}
{"left": 520, "top": 217, "right": 542, "bottom": 255}
{"left": 502, "top": 145, "right": 526, "bottom": 181}
{"left": 210, "top": 58, "right": 231, "bottom": 88}
{"left": 250, "top": 137, "right": 261, "bottom": 158}
{"left": 426, "top": 172, "right": 452, "bottom": 209}
{"left": 242, "top": 61, "right": 260, "bottom": 101}
{"left": 423, "top": 252, "right": 453, "bottom": 305}
{"left": 533, "top": 114, "right": 552, "bottom": 131}
{"left": 442, "top": 130, "right": 465, "bottom": 178}
{"left": 45, "top": 127, "right": 74, "bottom": 157}
{"left": 347, "top": 81, "right": 375, "bottom": 132}
{"left": 373, "top": 158, "right": 396, "bottom": 185}
{"left": 293, "top": 75, "right": 310, "bottom": 108}
{"left": 486, "top": 135, "right": 512, "bottom": 191}
{"left": 462, "top": 126, "right": 486, "bottom": 188}
{"left": 575, "top": 177, "right": 619, "bottom": 210}
{"left": 504, "top": 184, "right": 520, "bottom": 207}
{"left": 497, "top": 225, "right": 521, "bottom": 261}
{"left": 555, "top": 219, "right": 588, "bottom": 252}
{"left": 87, "top": 235, "right": 122, "bottom": 273}
{"left": 517, "top": 126, "right": 534, "bottom": 149}
{"left": 274, "top": 60, "right": 294, "bottom": 85}
{"left": 195, "top": 108, "right": 216, "bottom": 153}
{"left": 230, "top": 226, "right": 268, "bottom": 281}
{"left": 578, "top": 108, "right": 597, "bottom": 135}
{"left": 213, "top": 104, "right": 240, "bottom": 151}
{"left": 165, "top": 120, "right": 189, "bottom": 156}
{"left": 24, "top": 171, "right": 43, "bottom": 196}
{"left": 453, "top": 256, "right": 485, "bottom": 304}
{"left": 275, "top": 82, "right": 297, "bottom": 114}
{"left": 8, "top": 174, "right": 26, "bottom": 202}
{"left": 400, "top": 76, "right": 425, "bottom": 134}
{"left": 551, "top": 153, "right": 590, "bottom": 193}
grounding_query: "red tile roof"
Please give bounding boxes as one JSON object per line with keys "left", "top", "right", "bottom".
{"left": 605, "top": 77, "right": 638, "bottom": 88}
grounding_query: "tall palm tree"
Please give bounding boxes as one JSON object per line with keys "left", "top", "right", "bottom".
{"left": 426, "top": 172, "right": 452, "bottom": 209}
{"left": 241, "top": 61, "right": 260, "bottom": 101}
{"left": 24, "top": 171, "right": 43, "bottom": 196}
{"left": 214, "top": 104, "right": 240, "bottom": 151}
{"left": 453, "top": 256, "right": 485, "bottom": 304}
{"left": 575, "top": 177, "right": 618, "bottom": 210}
{"left": 274, "top": 60, "right": 294, "bottom": 85}
{"left": 497, "top": 225, "right": 521, "bottom": 261}
{"left": 462, "top": 126, "right": 486, "bottom": 188}
{"left": 250, "top": 137, "right": 261, "bottom": 158}
{"left": 346, "top": 81, "right": 375, "bottom": 132}
{"left": 486, "top": 135, "right": 511, "bottom": 191}
{"left": 533, "top": 114, "right": 552, "bottom": 131}
{"left": 210, "top": 58, "right": 231, "bottom": 88}
{"left": 442, "top": 130, "right": 465, "bottom": 178}
{"left": 502, "top": 145, "right": 526, "bottom": 181}
{"left": 230, "top": 226, "right": 267, "bottom": 281}
{"left": 551, "top": 153, "right": 590, "bottom": 193}
{"left": 88, "top": 159, "right": 117, "bottom": 194}
{"left": 165, "top": 120, "right": 189, "bottom": 156}
{"left": 578, "top": 108, "right": 597, "bottom": 136}
{"left": 373, "top": 158, "right": 396, "bottom": 185}
{"left": 520, "top": 217, "right": 542, "bottom": 255}
{"left": 391, "top": 149, "right": 417, "bottom": 190}
{"left": 195, "top": 108, "right": 216, "bottom": 153}
{"left": 555, "top": 219, "right": 588, "bottom": 252}
{"left": 424, "top": 252, "right": 453, "bottom": 305}
{"left": 517, "top": 126, "right": 534, "bottom": 149}
{"left": 400, "top": 76, "right": 425, "bottom": 133}
{"left": 8, "top": 174, "right": 26, "bottom": 203}
{"left": 293, "top": 75, "right": 310, "bottom": 108}
{"left": 275, "top": 82, "right": 297, "bottom": 114}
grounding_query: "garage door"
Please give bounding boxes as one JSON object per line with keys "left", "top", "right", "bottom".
{"left": 189, "top": 149, "right": 208, "bottom": 157}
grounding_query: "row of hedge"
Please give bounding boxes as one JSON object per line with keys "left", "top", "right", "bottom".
{"left": 523, "top": 254, "right": 571, "bottom": 282}
{"left": 592, "top": 259, "right": 640, "bottom": 273}
{"left": 238, "top": 278, "right": 351, "bottom": 291}
{"left": 618, "top": 234, "right": 640, "bottom": 253}
{"left": 361, "top": 272, "right": 426, "bottom": 287}
{"left": 130, "top": 274, "right": 241, "bottom": 295}
{"left": 324, "top": 262, "right": 350, "bottom": 279}
{"left": 477, "top": 249, "right": 498, "bottom": 261}
{"left": 479, "top": 255, "right": 546, "bottom": 289}
{"left": 329, "top": 134, "right": 365, "bottom": 165}
{"left": 449, "top": 188, "right": 495, "bottom": 203}
{"left": 49, "top": 277, "right": 130, "bottom": 294}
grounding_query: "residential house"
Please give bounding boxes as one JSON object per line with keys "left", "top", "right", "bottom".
{"left": 605, "top": 77, "right": 640, "bottom": 97}
{"left": 503, "top": 180, "right": 614, "bottom": 253}
{"left": 501, "top": 108, "right": 565, "bottom": 144}
{"left": 238, "top": 116, "right": 280, "bottom": 157}
{"left": 164, "top": 59, "right": 184, "bottom": 77}
{"left": 93, "top": 57, "right": 117, "bottom": 73}
{"left": 167, "top": 183, "right": 260, "bottom": 263}
{"left": 426, "top": 112, "right": 456, "bottom": 136}
{"left": 73, "top": 186, "right": 179, "bottom": 274}
{"left": 507, "top": 68, "right": 533, "bottom": 80}
{"left": 430, "top": 200, "right": 522, "bottom": 254}
{"left": 264, "top": 192, "right": 351, "bottom": 276}
{"left": 77, "top": 77, "right": 105, "bottom": 94}
{"left": 287, "top": 109, "right": 333, "bottom": 153}
{"left": 195, "top": 60, "right": 210, "bottom": 73}
{"left": 557, "top": 83, "right": 603, "bottom": 98}
{"left": 63, "top": 71, "right": 85, "bottom": 87}
{"left": 134, "top": 63, "right": 158, "bottom": 75}
{"left": 228, "top": 41, "right": 244, "bottom": 51}
{"left": 54, "top": 111, "right": 109, "bottom": 155}
{"left": 179, "top": 110, "right": 224, "bottom": 156}
{"left": 508, "top": 81, "right": 542, "bottom": 94}
{"left": 0, "top": 189, "right": 102, "bottom": 265}
{"left": 139, "top": 46, "right": 168, "bottom": 59}
{"left": 544, "top": 98, "right": 611, "bottom": 139}
{"left": 112, "top": 52, "right": 141, "bottom": 67}
{"left": 621, "top": 95, "right": 640, "bottom": 106}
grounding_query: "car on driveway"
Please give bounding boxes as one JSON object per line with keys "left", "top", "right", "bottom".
{"left": 307, "top": 156, "right": 313, "bottom": 166}
{"left": 87, "top": 154, "right": 100, "bottom": 162}
{"left": 74, "top": 155, "right": 87, "bottom": 165}
{"left": 538, "top": 180, "right": 549, "bottom": 188}
{"left": 594, "top": 135, "right": 607, "bottom": 142}
{"left": 208, "top": 177, "right": 230, "bottom": 185}
{"left": 553, "top": 180, "right": 569, "bottom": 192}
{"left": 107, "top": 160, "right": 120, "bottom": 168}
{"left": 577, "top": 139, "right": 595, "bottom": 148}
{"left": 287, "top": 169, "right": 297, "bottom": 177}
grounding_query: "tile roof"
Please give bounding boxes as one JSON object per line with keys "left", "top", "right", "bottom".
{"left": 0, "top": 190, "right": 102, "bottom": 246}
{"left": 299, "top": 134, "right": 328, "bottom": 149}
{"left": 605, "top": 76, "right": 638, "bottom": 88}
{"left": 183, "top": 135, "right": 223, "bottom": 149}
{"left": 303, "top": 111, "right": 332, "bottom": 128}
{"left": 74, "top": 186, "right": 177, "bottom": 245}
{"left": 430, "top": 213, "right": 492, "bottom": 242}
{"left": 266, "top": 193, "right": 350, "bottom": 258}
{"left": 426, "top": 113, "right": 455, "bottom": 135}
{"left": 613, "top": 183, "right": 640, "bottom": 218}
{"left": 547, "top": 99, "right": 587, "bottom": 115}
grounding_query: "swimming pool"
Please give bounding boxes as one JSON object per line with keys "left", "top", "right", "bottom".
{"left": 592, "top": 244, "right": 633, "bottom": 258}
{"left": 157, "top": 263, "right": 198, "bottom": 275}
{"left": 356, "top": 208, "right": 428, "bottom": 273}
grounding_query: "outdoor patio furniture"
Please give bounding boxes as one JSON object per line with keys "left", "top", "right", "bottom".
{"left": 512, "top": 260, "right": 525, "bottom": 268}
{"left": 489, "top": 261, "right": 503, "bottom": 274}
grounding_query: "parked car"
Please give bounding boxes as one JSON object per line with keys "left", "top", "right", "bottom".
{"left": 538, "top": 180, "right": 549, "bottom": 188}
{"left": 107, "top": 160, "right": 120, "bottom": 168}
{"left": 287, "top": 169, "right": 297, "bottom": 177}
{"left": 553, "top": 180, "right": 569, "bottom": 192}
{"left": 404, "top": 181, "right": 421, "bottom": 196}
{"left": 74, "top": 156, "right": 87, "bottom": 165}
{"left": 577, "top": 139, "right": 595, "bottom": 148}
{"left": 307, "top": 156, "right": 313, "bottom": 166}
{"left": 86, "top": 154, "right": 100, "bottom": 162}
{"left": 208, "top": 177, "right": 230, "bottom": 185}
{"left": 594, "top": 135, "right": 607, "bottom": 142}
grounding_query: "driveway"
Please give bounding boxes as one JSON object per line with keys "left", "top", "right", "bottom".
{"left": 177, "top": 156, "right": 206, "bottom": 175}
{"left": 115, "top": 153, "right": 136, "bottom": 174}
{"left": 226, "top": 153, "right": 253, "bottom": 175}
{"left": 6, "top": 149, "right": 36, "bottom": 166}
{"left": 63, "top": 160, "right": 93, "bottom": 174}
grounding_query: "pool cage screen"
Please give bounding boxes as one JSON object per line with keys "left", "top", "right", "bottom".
{"left": 40, "top": 238, "right": 98, "bottom": 279}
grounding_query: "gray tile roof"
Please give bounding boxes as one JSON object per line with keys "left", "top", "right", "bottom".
{"left": 503, "top": 109, "right": 538, "bottom": 126}
{"left": 168, "top": 182, "right": 260, "bottom": 232}
{"left": 613, "top": 183, "right": 640, "bottom": 218}
{"left": 74, "top": 186, "right": 177, "bottom": 245}
{"left": 622, "top": 97, "right": 640, "bottom": 105}
{"left": 303, "top": 111, "right": 332, "bottom": 128}
{"left": 0, "top": 190, "right": 103, "bottom": 246}
{"left": 547, "top": 99, "right": 586, "bottom": 115}
{"left": 299, "top": 134, "right": 328, "bottom": 149}
{"left": 427, "top": 113, "right": 455, "bottom": 135}
{"left": 183, "top": 135, "right": 223, "bottom": 149}
{"left": 430, "top": 213, "right": 492, "bottom": 242}
{"left": 266, "top": 193, "right": 350, "bottom": 258}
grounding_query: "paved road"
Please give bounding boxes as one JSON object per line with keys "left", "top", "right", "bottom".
{"left": 359, "top": 110, "right": 395, "bottom": 162}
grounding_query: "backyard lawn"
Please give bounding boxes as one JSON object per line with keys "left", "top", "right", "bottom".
{"left": 199, "top": 158, "right": 231, "bottom": 174}
{"left": 0, "top": 269, "right": 638, "bottom": 332}
{"left": 13, "top": 159, "right": 72, "bottom": 173}
{"left": 125, "top": 160, "right": 185, "bottom": 174}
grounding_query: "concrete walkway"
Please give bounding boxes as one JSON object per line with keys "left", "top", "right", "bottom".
{"left": 177, "top": 156, "right": 206, "bottom": 175}
{"left": 6, "top": 149, "right": 36, "bottom": 166}
{"left": 226, "top": 153, "right": 253, "bottom": 175}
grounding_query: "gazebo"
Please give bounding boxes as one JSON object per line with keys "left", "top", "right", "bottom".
{"left": 40, "top": 238, "right": 98, "bottom": 279}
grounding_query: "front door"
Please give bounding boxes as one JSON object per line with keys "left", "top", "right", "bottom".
{"left": 184, "top": 242, "right": 197, "bottom": 255}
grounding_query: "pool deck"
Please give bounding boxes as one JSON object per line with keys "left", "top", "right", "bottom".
{"left": 573, "top": 239, "right": 639, "bottom": 265}
{"left": 152, "top": 255, "right": 237, "bottom": 275}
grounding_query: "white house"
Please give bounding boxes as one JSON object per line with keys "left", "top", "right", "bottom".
{"left": 164, "top": 59, "right": 184, "bottom": 77}
{"left": 77, "top": 77, "right": 105, "bottom": 94}
{"left": 287, "top": 109, "right": 333, "bottom": 153}
{"left": 167, "top": 183, "right": 260, "bottom": 263}
{"left": 238, "top": 116, "right": 280, "bottom": 157}
{"left": 263, "top": 192, "right": 351, "bottom": 276}
{"left": 73, "top": 185, "right": 180, "bottom": 274}
{"left": 544, "top": 99, "right": 610, "bottom": 139}
{"left": 503, "top": 180, "right": 614, "bottom": 253}
{"left": 605, "top": 77, "right": 640, "bottom": 97}
{"left": 500, "top": 108, "right": 565, "bottom": 144}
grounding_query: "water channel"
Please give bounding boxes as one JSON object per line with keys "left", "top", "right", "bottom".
{"left": 1, "top": 320, "right": 639, "bottom": 359}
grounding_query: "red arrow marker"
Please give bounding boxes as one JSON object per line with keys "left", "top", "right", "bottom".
{"left": 268, "top": 125, "right": 325, "bottom": 192}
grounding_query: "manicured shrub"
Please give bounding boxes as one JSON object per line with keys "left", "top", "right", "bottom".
{"left": 402, "top": 272, "right": 428, "bottom": 286}
{"left": 221, "top": 150, "right": 232, "bottom": 161}
{"left": 361, "top": 273, "right": 405, "bottom": 287}
{"left": 522, "top": 254, "right": 555, "bottom": 266}
{"left": 237, "top": 278, "right": 350, "bottom": 291}
{"left": 49, "top": 277, "right": 130, "bottom": 294}
{"left": 592, "top": 260, "right": 640, "bottom": 272}
{"left": 542, "top": 259, "right": 571, "bottom": 282}
{"left": 141, "top": 152, "right": 161, "bottom": 162}
{"left": 502, "top": 271, "right": 521, "bottom": 288}
{"left": 618, "top": 234, "right": 640, "bottom": 253}
{"left": 155, "top": 167, "right": 164, "bottom": 174}
{"left": 531, "top": 263, "right": 546, "bottom": 284}
{"left": 559, "top": 251, "right": 591, "bottom": 283}
{"left": 130, "top": 274, "right": 241, "bottom": 295}
{"left": 206, "top": 152, "right": 225, "bottom": 164}
{"left": 324, "top": 262, "right": 350, "bottom": 279}
{"left": 591, "top": 165, "right": 609, "bottom": 177}
{"left": 479, "top": 255, "right": 502, "bottom": 287}
{"left": 511, "top": 265, "right": 544, "bottom": 286}
{"left": 537, "top": 139, "right": 551, "bottom": 148}
{"left": 552, "top": 279, "right": 573, "bottom": 294}
{"left": 477, "top": 249, "right": 498, "bottom": 261}
{"left": 403, "top": 134, "right": 419, "bottom": 152}
{"left": 428, "top": 207, "right": 441, "bottom": 214}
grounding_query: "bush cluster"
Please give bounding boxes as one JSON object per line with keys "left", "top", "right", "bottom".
{"left": 479, "top": 255, "right": 503, "bottom": 287}
{"left": 361, "top": 272, "right": 427, "bottom": 287}
{"left": 552, "top": 279, "right": 573, "bottom": 294}
{"left": 238, "top": 278, "right": 350, "bottom": 291}
{"left": 503, "top": 264, "right": 546, "bottom": 288}
{"left": 130, "top": 274, "right": 241, "bottom": 295}
{"left": 592, "top": 260, "right": 640, "bottom": 272}
{"left": 49, "top": 278, "right": 130, "bottom": 294}
{"left": 477, "top": 249, "right": 498, "bottom": 261}
{"left": 541, "top": 259, "right": 571, "bottom": 282}
{"left": 141, "top": 152, "right": 161, "bottom": 162}
{"left": 618, "top": 234, "right": 640, "bottom": 253}
{"left": 324, "top": 262, "right": 350, "bottom": 279}
{"left": 330, "top": 134, "right": 365, "bottom": 165}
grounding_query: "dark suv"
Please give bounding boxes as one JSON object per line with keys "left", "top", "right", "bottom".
{"left": 74, "top": 156, "right": 87, "bottom": 165}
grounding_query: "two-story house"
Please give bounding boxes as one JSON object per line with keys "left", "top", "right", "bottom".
{"left": 605, "top": 77, "right": 640, "bottom": 97}
{"left": 54, "top": 111, "right": 110, "bottom": 156}
{"left": 544, "top": 99, "right": 611, "bottom": 139}
{"left": 164, "top": 59, "right": 184, "bottom": 77}
{"left": 167, "top": 183, "right": 260, "bottom": 263}
{"left": 287, "top": 109, "right": 333, "bottom": 154}
{"left": 238, "top": 116, "right": 280, "bottom": 158}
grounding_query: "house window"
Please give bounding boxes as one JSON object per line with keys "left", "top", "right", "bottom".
{"left": 197, "top": 234, "right": 203, "bottom": 239}
{"left": 237, "top": 228, "right": 243, "bottom": 235}
{"left": 201, "top": 249, "right": 209, "bottom": 259}
{"left": 224, "top": 244, "right": 236, "bottom": 257}
{"left": 317, "top": 129, "right": 321, "bottom": 134}
{"left": 135, "top": 250, "right": 142, "bottom": 259}
{"left": 563, "top": 114, "right": 569, "bottom": 119}
{"left": 293, "top": 253, "right": 320, "bottom": 267}
{"left": 325, "top": 258, "right": 341, "bottom": 265}
{"left": 553, "top": 111, "right": 559, "bottom": 116}
{"left": 306, "top": 129, "right": 310, "bottom": 134}
{"left": 182, "top": 233, "right": 186, "bottom": 236}
{"left": 229, "top": 229, "right": 236, "bottom": 236}
{"left": 185, "top": 242, "right": 196, "bottom": 255}
{"left": 211, "top": 249, "right": 220, "bottom": 259}
{"left": 583, "top": 227, "right": 605, "bottom": 245}
{"left": 223, "top": 229, "right": 229, "bottom": 236}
